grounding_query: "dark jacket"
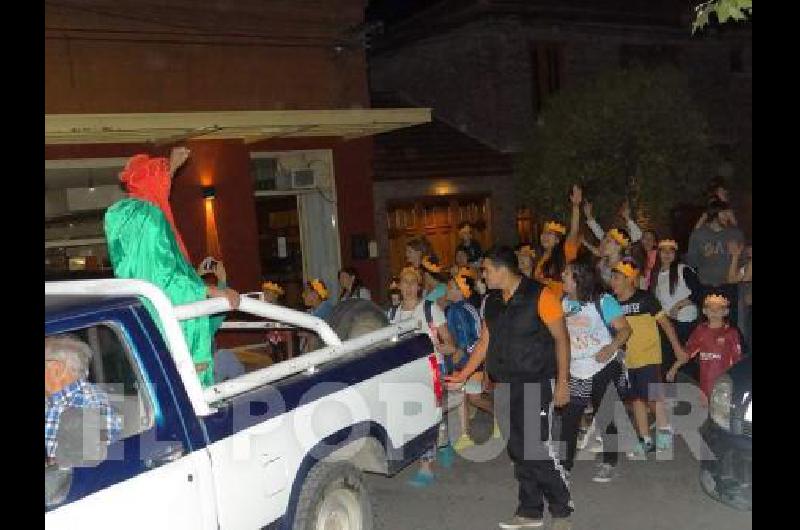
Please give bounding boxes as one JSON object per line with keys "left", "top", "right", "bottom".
{"left": 484, "top": 277, "right": 556, "bottom": 383}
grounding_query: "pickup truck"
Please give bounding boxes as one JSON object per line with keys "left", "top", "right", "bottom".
{"left": 45, "top": 279, "right": 443, "bottom": 530}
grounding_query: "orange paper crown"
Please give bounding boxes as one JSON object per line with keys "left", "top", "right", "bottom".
{"left": 421, "top": 256, "right": 442, "bottom": 274}
{"left": 658, "top": 239, "right": 678, "bottom": 250}
{"left": 458, "top": 266, "right": 477, "bottom": 279}
{"left": 454, "top": 274, "right": 472, "bottom": 299}
{"left": 309, "top": 278, "right": 329, "bottom": 300}
{"left": 261, "top": 281, "right": 285, "bottom": 296}
{"left": 544, "top": 221, "right": 567, "bottom": 236}
{"left": 704, "top": 294, "right": 730, "bottom": 307}
{"left": 613, "top": 260, "right": 639, "bottom": 279}
{"left": 607, "top": 228, "right": 630, "bottom": 248}
{"left": 517, "top": 245, "right": 536, "bottom": 258}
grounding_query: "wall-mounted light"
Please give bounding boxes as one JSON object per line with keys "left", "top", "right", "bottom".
{"left": 202, "top": 185, "right": 216, "bottom": 200}
{"left": 88, "top": 177, "right": 95, "bottom": 192}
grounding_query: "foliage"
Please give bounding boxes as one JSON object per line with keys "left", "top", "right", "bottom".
{"left": 515, "top": 66, "right": 717, "bottom": 230}
{"left": 693, "top": 0, "right": 752, "bottom": 33}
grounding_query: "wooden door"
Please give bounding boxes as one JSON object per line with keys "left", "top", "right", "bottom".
{"left": 387, "top": 194, "right": 491, "bottom": 277}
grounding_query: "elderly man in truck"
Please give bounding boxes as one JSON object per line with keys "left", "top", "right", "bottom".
{"left": 45, "top": 335, "right": 122, "bottom": 462}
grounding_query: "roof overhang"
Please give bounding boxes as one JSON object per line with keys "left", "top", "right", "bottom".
{"left": 45, "top": 108, "right": 431, "bottom": 145}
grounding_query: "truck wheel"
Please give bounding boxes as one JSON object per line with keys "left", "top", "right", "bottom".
{"left": 293, "top": 462, "right": 373, "bottom": 530}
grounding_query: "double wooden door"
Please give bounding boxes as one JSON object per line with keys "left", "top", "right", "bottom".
{"left": 386, "top": 194, "right": 492, "bottom": 277}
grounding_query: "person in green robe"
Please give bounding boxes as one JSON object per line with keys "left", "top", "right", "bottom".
{"left": 104, "top": 146, "right": 240, "bottom": 387}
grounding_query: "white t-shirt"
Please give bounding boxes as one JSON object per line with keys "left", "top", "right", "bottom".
{"left": 653, "top": 264, "right": 698, "bottom": 323}
{"left": 562, "top": 294, "right": 623, "bottom": 380}
{"left": 389, "top": 300, "right": 447, "bottom": 353}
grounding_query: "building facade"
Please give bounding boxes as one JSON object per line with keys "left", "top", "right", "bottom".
{"left": 45, "top": 0, "right": 428, "bottom": 309}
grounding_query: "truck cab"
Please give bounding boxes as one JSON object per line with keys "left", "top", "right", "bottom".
{"left": 45, "top": 280, "right": 443, "bottom": 529}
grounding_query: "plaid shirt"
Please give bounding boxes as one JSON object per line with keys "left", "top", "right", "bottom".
{"left": 45, "top": 379, "right": 123, "bottom": 459}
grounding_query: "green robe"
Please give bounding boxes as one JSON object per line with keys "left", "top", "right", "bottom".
{"left": 104, "top": 198, "right": 217, "bottom": 387}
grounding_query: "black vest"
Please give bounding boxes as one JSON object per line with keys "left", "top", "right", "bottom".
{"left": 484, "top": 277, "right": 556, "bottom": 383}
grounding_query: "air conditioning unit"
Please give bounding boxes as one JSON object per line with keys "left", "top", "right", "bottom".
{"left": 291, "top": 168, "right": 317, "bottom": 189}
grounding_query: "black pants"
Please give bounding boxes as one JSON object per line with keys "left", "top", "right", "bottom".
{"left": 494, "top": 380, "right": 573, "bottom": 519}
{"left": 559, "top": 360, "right": 623, "bottom": 471}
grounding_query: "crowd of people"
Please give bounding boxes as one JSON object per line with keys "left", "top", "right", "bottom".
{"left": 380, "top": 180, "right": 750, "bottom": 529}
{"left": 45, "top": 145, "right": 750, "bottom": 530}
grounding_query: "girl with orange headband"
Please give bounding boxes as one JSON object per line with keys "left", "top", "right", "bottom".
{"left": 650, "top": 239, "right": 701, "bottom": 379}
{"left": 534, "top": 184, "right": 582, "bottom": 299}
{"left": 302, "top": 278, "right": 334, "bottom": 320}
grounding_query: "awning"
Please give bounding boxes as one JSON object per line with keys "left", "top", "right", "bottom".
{"left": 45, "top": 108, "right": 431, "bottom": 145}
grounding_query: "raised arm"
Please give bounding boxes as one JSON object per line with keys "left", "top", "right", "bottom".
{"left": 583, "top": 201, "right": 605, "bottom": 240}
{"left": 568, "top": 184, "right": 582, "bottom": 245}
{"left": 620, "top": 200, "right": 642, "bottom": 242}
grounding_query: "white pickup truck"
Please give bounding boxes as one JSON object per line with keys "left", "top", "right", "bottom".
{"left": 45, "top": 279, "right": 443, "bottom": 530}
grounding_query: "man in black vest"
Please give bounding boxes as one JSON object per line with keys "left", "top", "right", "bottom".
{"left": 448, "top": 246, "right": 572, "bottom": 529}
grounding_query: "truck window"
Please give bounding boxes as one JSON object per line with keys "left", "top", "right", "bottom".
{"left": 46, "top": 324, "right": 155, "bottom": 443}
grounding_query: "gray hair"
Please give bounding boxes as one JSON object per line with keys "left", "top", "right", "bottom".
{"left": 44, "top": 334, "right": 93, "bottom": 379}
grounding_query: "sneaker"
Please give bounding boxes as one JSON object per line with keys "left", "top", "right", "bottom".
{"left": 438, "top": 444, "right": 456, "bottom": 468}
{"left": 588, "top": 436, "right": 604, "bottom": 454}
{"left": 592, "top": 463, "right": 616, "bottom": 483}
{"left": 498, "top": 515, "right": 544, "bottom": 529}
{"left": 407, "top": 469, "right": 434, "bottom": 488}
{"left": 453, "top": 434, "right": 475, "bottom": 452}
{"left": 627, "top": 439, "right": 655, "bottom": 458}
{"left": 551, "top": 518, "right": 573, "bottom": 530}
{"left": 655, "top": 430, "right": 673, "bottom": 451}
{"left": 576, "top": 428, "right": 589, "bottom": 449}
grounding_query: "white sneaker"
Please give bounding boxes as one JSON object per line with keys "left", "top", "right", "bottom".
{"left": 592, "top": 463, "right": 616, "bottom": 483}
{"left": 588, "top": 436, "right": 604, "bottom": 454}
{"left": 498, "top": 515, "right": 544, "bottom": 529}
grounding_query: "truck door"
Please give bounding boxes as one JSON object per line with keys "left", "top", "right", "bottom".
{"left": 45, "top": 305, "right": 217, "bottom": 530}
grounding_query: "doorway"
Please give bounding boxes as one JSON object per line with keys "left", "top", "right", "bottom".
{"left": 255, "top": 196, "right": 305, "bottom": 309}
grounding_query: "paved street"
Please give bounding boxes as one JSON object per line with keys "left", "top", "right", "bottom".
{"left": 366, "top": 412, "right": 752, "bottom": 530}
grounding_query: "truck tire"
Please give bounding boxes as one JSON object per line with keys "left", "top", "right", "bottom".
{"left": 307, "top": 299, "right": 389, "bottom": 351}
{"left": 292, "top": 461, "right": 373, "bottom": 530}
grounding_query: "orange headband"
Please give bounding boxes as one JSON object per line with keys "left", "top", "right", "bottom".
{"left": 517, "top": 245, "right": 536, "bottom": 258}
{"left": 454, "top": 275, "right": 472, "bottom": 299}
{"left": 262, "top": 281, "right": 284, "bottom": 296}
{"left": 421, "top": 256, "right": 442, "bottom": 274}
{"left": 704, "top": 294, "right": 730, "bottom": 307}
{"left": 309, "top": 279, "right": 329, "bottom": 300}
{"left": 613, "top": 261, "right": 639, "bottom": 279}
{"left": 607, "top": 228, "right": 630, "bottom": 248}
{"left": 544, "top": 221, "right": 567, "bottom": 236}
{"left": 658, "top": 239, "right": 678, "bottom": 250}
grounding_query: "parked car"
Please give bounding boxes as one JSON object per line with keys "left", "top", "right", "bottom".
{"left": 699, "top": 356, "right": 752, "bottom": 510}
{"left": 45, "top": 279, "right": 443, "bottom": 529}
